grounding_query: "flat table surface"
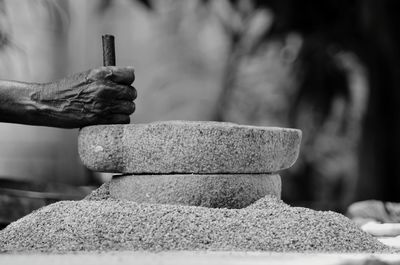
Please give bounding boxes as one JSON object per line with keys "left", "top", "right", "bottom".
{"left": 1, "top": 252, "right": 400, "bottom": 265}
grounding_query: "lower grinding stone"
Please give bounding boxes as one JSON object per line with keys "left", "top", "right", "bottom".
{"left": 109, "top": 174, "right": 281, "bottom": 209}
{"left": 78, "top": 120, "right": 302, "bottom": 174}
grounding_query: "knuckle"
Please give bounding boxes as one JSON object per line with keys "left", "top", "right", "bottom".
{"left": 94, "top": 101, "right": 105, "bottom": 110}
{"left": 91, "top": 81, "right": 107, "bottom": 91}
{"left": 123, "top": 86, "right": 136, "bottom": 99}
{"left": 88, "top": 67, "right": 110, "bottom": 81}
{"left": 131, "top": 86, "right": 137, "bottom": 99}
{"left": 130, "top": 70, "right": 136, "bottom": 83}
{"left": 130, "top": 102, "right": 136, "bottom": 112}
{"left": 85, "top": 113, "right": 98, "bottom": 123}
{"left": 123, "top": 101, "right": 135, "bottom": 113}
{"left": 87, "top": 68, "right": 102, "bottom": 80}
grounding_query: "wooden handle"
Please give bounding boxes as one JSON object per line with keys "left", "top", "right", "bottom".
{"left": 102, "top": 34, "right": 116, "bottom": 66}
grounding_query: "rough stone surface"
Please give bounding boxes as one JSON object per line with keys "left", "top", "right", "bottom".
{"left": 78, "top": 121, "right": 302, "bottom": 174}
{"left": 109, "top": 174, "right": 281, "bottom": 208}
{"left": 0, "top": 189, "right": 393, "bottom": 253}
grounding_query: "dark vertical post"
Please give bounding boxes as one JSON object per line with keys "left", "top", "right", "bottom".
{"left": 102, "top": 35, "right": 116, "bottom": 66}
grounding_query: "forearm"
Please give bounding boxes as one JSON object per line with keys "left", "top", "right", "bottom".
{"left": 0, "top": 67, "right": 136, "bottom": 128}
{"left": 0, "top": 80, "right": 48, "bottom": 126}
{"left": 0, "top": 80, "right": 91, "bottom": 128}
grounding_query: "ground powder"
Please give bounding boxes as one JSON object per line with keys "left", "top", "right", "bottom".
{"left": 0, "top": 183, "right": 394, "bottom": 253}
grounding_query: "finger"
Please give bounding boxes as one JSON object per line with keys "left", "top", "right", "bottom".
{"left": 107, "top": 66, "right": 135, "bottom": 85}
{"left": 89, "top": 114, "right": 130, "bottom": 125}
{"left": 103, "top": 114, "right": 131, "bottom": 124}
{"left": 132, "top": 86, "right": 137, "bottom": 100}
{"left": 101, "top": 101, "right": 135, "bottom": 115}
{"left": 115, "top": 101, "right": 135, "bottom": 114}
{"left": 97, "top": 83, "right": 137, "bottom": 101}
{"left": 88, "top": 66, "right": 135, "bottom": 85}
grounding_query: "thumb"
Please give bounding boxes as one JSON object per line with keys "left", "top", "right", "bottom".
{"left": 88, "top": 66, "right": 135, "bottom": 85}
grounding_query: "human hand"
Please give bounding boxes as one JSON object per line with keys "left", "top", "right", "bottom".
{"left": 31, "top": 66, "right": 136, "bottom": 128}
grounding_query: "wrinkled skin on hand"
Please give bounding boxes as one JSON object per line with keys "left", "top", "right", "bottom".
{"left": 31, "top": 66, "right": 137, "bottom": 128}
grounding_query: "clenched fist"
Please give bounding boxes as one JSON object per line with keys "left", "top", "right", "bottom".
{"left": 29, "top": 66, "right": 137, "bottom": 128}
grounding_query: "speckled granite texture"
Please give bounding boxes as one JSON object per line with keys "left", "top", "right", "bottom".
{"left": 78, "top": 121, "right": 302, "bottom": 174}
{"left": 0, "top": 194, "right": 392, "bottom": 253}
{"left": 109, "top": 174, "right": 281, "bottom": 209}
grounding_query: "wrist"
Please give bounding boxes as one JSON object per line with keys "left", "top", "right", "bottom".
{"left": 26, "top": 81, "right": 84, "bottom": 128}
{"left": 0, "top": 80, "right": 49, "bottom": 125}
{"left": 26, "top": 82, "right": 64, "bottom": 126}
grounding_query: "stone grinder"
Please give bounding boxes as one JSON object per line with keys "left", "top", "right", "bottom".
{"left": 78, "top": 35, "right": 302, "bottom": 209}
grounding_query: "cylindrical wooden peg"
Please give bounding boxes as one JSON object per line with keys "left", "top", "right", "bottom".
{"left": 102, "top": 34, "right": 116, "bottom": 66}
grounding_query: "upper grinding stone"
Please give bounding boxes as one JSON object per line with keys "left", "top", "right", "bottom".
{"left": 78, "top": 120, "right": 302, "bottom": 174}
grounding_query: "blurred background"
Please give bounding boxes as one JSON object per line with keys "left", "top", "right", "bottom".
{"left": 0, "top": 0, "right": 399, "bottom": 224}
